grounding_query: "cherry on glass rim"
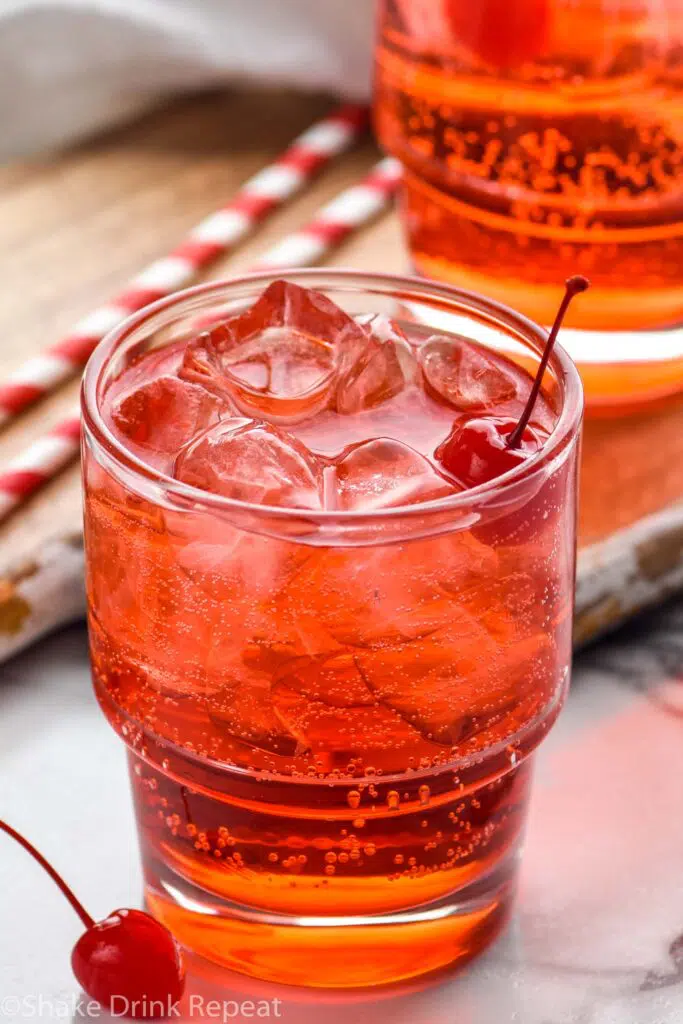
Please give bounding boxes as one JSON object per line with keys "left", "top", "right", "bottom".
{"left": 436, "top": 275, "right": 589, "bottom": 488}
{"left": 0, "top": 819, "right": 185, "bottom": 1019}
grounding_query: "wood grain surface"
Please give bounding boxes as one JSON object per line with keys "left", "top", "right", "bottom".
{"left": 0, "top": 88, "right": 391, "bottom": 563}
{"left": 1, "top": 86, "right": 683, "bottom": 649}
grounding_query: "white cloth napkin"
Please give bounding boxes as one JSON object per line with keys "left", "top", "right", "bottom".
{"left": 0, "top": 0, "right": 375, "bottom": 159}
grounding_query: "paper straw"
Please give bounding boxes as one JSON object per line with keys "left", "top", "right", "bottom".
{"left": 0, "top": 413, "right": 81, "bottom": 521}
{"left": 253, "top": 157, "right": 401, "bottom": 269}
{"left": 0, "top": 157, "right": 401, "bottom": 522}
{"left": 0, "top": 104, "right": 369, "bottom": 428}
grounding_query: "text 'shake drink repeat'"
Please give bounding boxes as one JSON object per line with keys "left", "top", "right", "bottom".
{"left": 82, "top": 272, "right": 583, "bottom": 987}
{"left": 375, "top": 0, "right": 683, "bottom": 407}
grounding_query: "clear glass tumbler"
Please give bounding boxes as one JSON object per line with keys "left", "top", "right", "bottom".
{"left": 81, "top": 270, "right": 582, "bottom": 987}
{"left": 375, "top": 0, "right": 683, "bottom": 410}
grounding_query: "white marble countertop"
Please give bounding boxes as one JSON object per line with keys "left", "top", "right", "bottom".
{"left": 1, "top": 606, "right": 683, "bottom": 1024}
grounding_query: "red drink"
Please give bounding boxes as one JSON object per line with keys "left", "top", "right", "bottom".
{"left": 82, "top": 272, "right": 582, "bottom": 987}
{"left": 374, "top": 0, "right": 683, "bottom": 409}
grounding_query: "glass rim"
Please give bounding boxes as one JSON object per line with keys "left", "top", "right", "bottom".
{"left": 81, "top": 268, "right": 584, "bottom": 524}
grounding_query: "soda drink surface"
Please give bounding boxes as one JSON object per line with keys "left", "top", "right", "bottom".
{"left": 82, "top": 271, "right": 582, "bottom": 986}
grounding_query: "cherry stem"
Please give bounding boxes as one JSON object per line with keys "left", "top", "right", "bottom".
{"left": 507, "top": 275, "right": 590, "bottom": 450}
{"left": 0, "top": 819, "right": 94, "bottom": 930}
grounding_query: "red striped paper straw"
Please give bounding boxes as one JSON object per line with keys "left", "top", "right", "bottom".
{"left": 0, "top": 104, "right": 368, "bottom": 429}
{"left": 254, "top": 157, "right": 401, "bottom": 270}
{"left": 0, "top": 157, "right": 401, "bottom": 522}
{"left": 0, "top": 414, "right": 81, "bottom": 521}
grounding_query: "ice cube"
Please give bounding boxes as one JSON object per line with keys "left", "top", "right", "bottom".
{"left": 174, "top": 419, "right": 324, "bottom": 509}
{"left": 243, "top": 615, "right": 340, "bottom": 676}
{"left": 332, "top": 437, "right": 460, "bottom": 510}
{"left": 220, "top": 328, "right": 336, "bottom": 422}
{"left": 276, "top": 530, "right": 499, "bottom": 649}
{"left": 111, "top": 375, "right": 221, "bottom": 454}
{"left": 269, "top": 649, "right": 459, "bottom": 772}
{"left": 336, "top": 315, "right": 415, "bottom": 414}
{"left": 270, "top": 676, "right": 438, "bottom": 772}
{"left": 209, "top": 679, "right": 299, "bottom": 757}
{"left": 273, "top": 652, "right": 377, "bottom": 708}
{"left": 180, "top": 332, "right": 224, "bottom": 395}
{"left": 458, "top": 568, "right": 542, "bottom": 643}
{"left": 355, "top": 622, "right": 554, "bottom": 750}
{"left": 419, "top": 336, "right": 522, "bottom": 413}
{"left": 180, "top": 280, "right": 367, "bottom": 422}
{"left": 354, "top": 613, "right": 498, "bottom": 745}
{"left": 172, "top": 516, "right": 312, "bottom": 603}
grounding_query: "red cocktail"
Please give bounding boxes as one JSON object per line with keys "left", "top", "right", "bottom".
{"left": 375, "top": 0, "right": 683, "bottom": 409}
{"left": 82, "top": 271, "right": 582, "bottom": 986}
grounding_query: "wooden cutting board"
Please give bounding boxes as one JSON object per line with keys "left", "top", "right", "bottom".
{"left": 2, "top": 87, "right": 683, "bottom": 657}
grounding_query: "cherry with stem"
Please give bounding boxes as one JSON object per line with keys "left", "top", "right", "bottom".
{"left": 0, "top": 819, "right": 185, "bottom": 1020}
{"left": 436, "top": 275, "right": 589, "bottom": 488}
{"left": 507, "top": 274, "right": 589, "bottom": 450}
{"left": 0, "top": 819, "right": 94, "bottom": 927}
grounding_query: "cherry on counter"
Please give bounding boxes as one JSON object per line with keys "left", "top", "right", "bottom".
{"left": 0, "top": 820, "right": 184, "bottom": 1019}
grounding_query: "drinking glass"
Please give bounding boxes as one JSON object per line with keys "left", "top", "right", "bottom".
{"left": 374, "top": 0, "right": 683, "bottom": 409}
{"left": 81, "top": 270, "right": 582, "bottom": 987}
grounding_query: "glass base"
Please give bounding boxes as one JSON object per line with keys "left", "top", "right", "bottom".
{"left": 144, "top": 849, "right": 518, "bottom": 988}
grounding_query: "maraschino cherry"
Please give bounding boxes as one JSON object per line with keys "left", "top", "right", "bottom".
{"left": 0, "top": 820, "right": 185, "bottom": 1019}
{"left": 436, "top": 275, "right": 589, "bottom": 488}
{"left": 445, "top": 0, "right": 551, "bottom": 70}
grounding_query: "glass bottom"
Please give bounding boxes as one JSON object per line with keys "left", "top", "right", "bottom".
{"left": 115, "top": 682, "right": 542, "bottom": 989}
{"left": 144, "top": 847, "right": 518, "bottom": 988}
